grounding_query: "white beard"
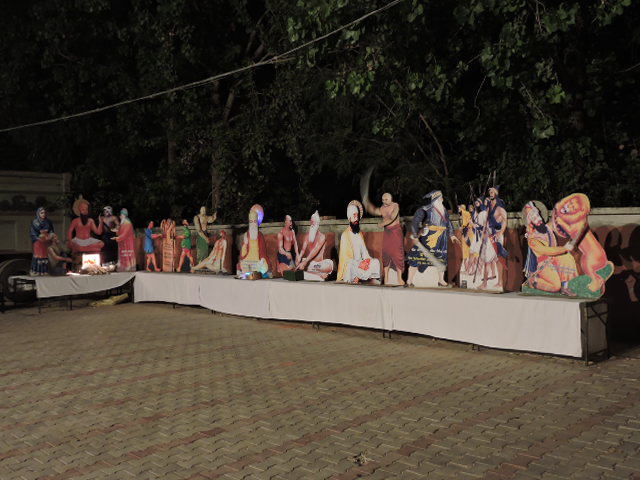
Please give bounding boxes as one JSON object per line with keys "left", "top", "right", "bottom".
{"left": 249, "top": 224, "right": 258, "bottom": 240}
{"left": 309, "top": 225, "right": 318, "bottom": 243}
{"left": 434, "top": 199, "right": 445, "bottom": 215}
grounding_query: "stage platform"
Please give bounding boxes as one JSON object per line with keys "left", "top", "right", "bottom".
{"left": 11, "top": 272, "right": 136, "bottom": 299}
{"left": 134, "top": 272, "right": 607, "bottom": 360}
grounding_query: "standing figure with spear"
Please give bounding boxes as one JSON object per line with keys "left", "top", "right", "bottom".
{"left": 478, "top": 184, "right": 508, "bottom": 290}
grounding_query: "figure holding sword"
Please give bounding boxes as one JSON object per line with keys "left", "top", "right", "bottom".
{"left": 406, "top": 190, "right": 459, "bottom": 287}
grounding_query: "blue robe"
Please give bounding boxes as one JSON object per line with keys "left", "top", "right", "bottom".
{"left": 406, "top": 204, "right": 454, "bottom": 272}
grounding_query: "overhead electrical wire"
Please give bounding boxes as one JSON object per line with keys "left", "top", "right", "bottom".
{"left": 0, "top": 0, "right": 404, "bottom": 134}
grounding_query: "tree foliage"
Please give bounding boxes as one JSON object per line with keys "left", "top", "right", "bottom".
{"left": 0, "top": 0, "right": 638, "bottom": 223}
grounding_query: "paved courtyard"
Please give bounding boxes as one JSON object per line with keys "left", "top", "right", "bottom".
{"left": 1, "top": 302, "right": 640, "bottom": 479}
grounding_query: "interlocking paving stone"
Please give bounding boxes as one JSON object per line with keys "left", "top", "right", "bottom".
{"left": 2, "top": 302, "right": 640, "bottom": 479}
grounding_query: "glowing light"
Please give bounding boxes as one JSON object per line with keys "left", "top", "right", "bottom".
{"left": 81, "top": 254, "right": 101, "bottom": 270}
{"left": 250, "top": 204, "right": 264, "bottom": 226}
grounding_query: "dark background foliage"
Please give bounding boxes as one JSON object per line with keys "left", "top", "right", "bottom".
{"left": 1, "top": 0, "right": 638, "bottom": 224}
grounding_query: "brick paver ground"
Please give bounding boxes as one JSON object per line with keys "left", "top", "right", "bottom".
{"left": 1, "top": 301, "right": 640, "bottom": 479}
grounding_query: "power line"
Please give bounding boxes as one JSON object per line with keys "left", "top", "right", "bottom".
{"left": 0, "top": 0, "right": 404, "bottom": 134}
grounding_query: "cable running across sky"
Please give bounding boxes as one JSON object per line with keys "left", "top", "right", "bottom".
{"left": 0, "top": 0, "right": 404, "bottom": 134}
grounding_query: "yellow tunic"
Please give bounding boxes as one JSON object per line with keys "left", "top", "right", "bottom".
{"left": 241, "top": 238, "right": 260, "bottom": 261}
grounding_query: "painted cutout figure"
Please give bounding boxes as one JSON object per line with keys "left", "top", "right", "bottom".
{"left": 482, "top": 186, "right": 508, "bottom": 289}
{"left": 114, "top": 208, "right": 136, "bottom": 272}
{"left": 406, "top": 190, "right": 459, "bottom": 287}
{"left": 522, "top": 202, "right": 578, "bottom": 295}
{"left": 277, "top": 215, "right": 300, "bottom": 275}
{"left": 361, "top": 168, "right": 405, "bottom": 285}
{"left": 144, "top": 221, "right": 163, "bottom": 272}
{"left": 337, "top": 200, "right": 381, "bottom": 284}
{"left": 98, "top": 206, "right": 120, "bottom": 267}
{"left": 237, "top": 205, "right": 271, "bottom": 278}
{"left": 67, "top": 196, "right": 103, "bottom": 254}
{"left": 523, "top": 194, "right": 613, "bottom": 298}
{"left": 457, "top": 204, "right": 473, "bottom": 274}
{"left": 160, "top": 218, "right": 176, "bottom": 272}
{"left": 192, "top": 230, "right": 228, "bottom": 273}
{"left": 551, "top": 193, "right": 613, "bottom": 297}
{"left": 296, "top": 211, "right": 334, "bottom": 281}
{"left": 176, "top": 219, "right": 194, "bottom": 272}
{"left": 459, "top": 187, "right": 507, "bottom": 292}
{"left": 362, "top": 192, "right": 405, "bottom": 286}
{"left": 193, "top": 206, "right": 217, "bottom": 263}
{"left": 30, "top": 207, "right": 54, "bottom": 276}
{"left": 47, "top": 233, "right": 72, "bottom": 276}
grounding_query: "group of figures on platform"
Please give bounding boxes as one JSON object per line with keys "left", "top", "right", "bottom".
{"left": 149, "top": 208, "right": 225, "bottom": 274}
{"left": 30, "top": 197, "right": 136, "bottom": 276}
{"left": 29, "top": 184, "right": 613, "bottom": 299}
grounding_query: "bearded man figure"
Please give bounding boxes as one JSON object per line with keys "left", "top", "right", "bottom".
{"left": 522, "top": 201, "right": 578, "bottom": 295}
{"left": 337, "top": 200, "right": 381, "bottom": 284}
{"left": 193, "top": 206, "right": 217, "bottom": 263}
{"left": 67, "top": 196, "right": 103, "bottom": 254}
{"left": 237, "top": 206, "right": 270, "bottom": 277}
{"left": 406, "top": 190, "right": 459, "bottom": 287}
{"left": 481, "top": 185, "right": 508, "bottom": 289}
{"left": 296, "top": 211, "right": 334, "bottom": 281}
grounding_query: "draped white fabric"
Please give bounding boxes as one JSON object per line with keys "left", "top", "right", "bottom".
{"left": 384, "top": 288, "right": 585, "bottom": 358}
{"left": 133, "top": 272, "right": 202, "bottom": 306}
{"left": 132, "top": 274, "right": 595, "bottom": 358}
{"left": 269, "top": 280, "right": 391, "bottom": 330}
{"left": 28, "top": 272, "right": 136, "bottom": 299}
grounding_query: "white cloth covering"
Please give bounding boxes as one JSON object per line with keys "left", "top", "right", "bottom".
{"left": 134, "top": 271, "right": 270, "bottom": 318}
{"left": 24, "top": 272, "right": 136, "bottom": 299}
{"left": 344, "top": 232, "right": 380, "bottom": 282}
{"left": 133, "top": 273, "right": 599, "bottom": 358}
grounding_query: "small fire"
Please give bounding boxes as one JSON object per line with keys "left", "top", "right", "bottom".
{"left": 81, "top": 254, "right": 101, "bottom": 270}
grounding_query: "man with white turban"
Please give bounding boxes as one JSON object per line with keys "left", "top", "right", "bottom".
{"left": 295, "top": 211, "right": 334, "bottom": 281}
{"left": 406, "top": 190, "right": 459, "bottom": 287}
{"left": 337, "top": 201, "right": 381, "bottom": 284}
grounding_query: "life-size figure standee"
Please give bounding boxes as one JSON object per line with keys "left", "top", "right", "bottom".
{"left": 458, "top": 185, "right": 508, "bottom": 292}
{"left": 160, "top": 218, "right": 176, "bottom": 272}
{"left": 361, "top": 167, "right": 405, "bottom": 285}
{"left": 144, "top": 221, "right": 163, "bottom": 272}
{"left": 47, "top": 234, "right": 73, "bottom": 276}
{"left": 194, "top": 206, "right": 217, "bottom": 263}
{"left": 295, "top": 211, "right": 334, "bottom": 281}
{"left": 277, "top": 215, "right": 300, "bottom": 275}
{"left": 192, "top": 230, "right": 228, "bottom": 273}
{"left": 337, "top": 200, "right": 381, "bottom": 284}
{"left": 406, "top": 190, "right": 459, "bottom": 288}
{"left": 98, "top": 206, "right": 120, "bottom": 267}
{"left": 176, "top": 219, "right": 195, "bottom": 272}
{"left": 522, "top": 194, "right": 613, "bottom": 298}
{"left": 362, "top": 195, "right": 405, "bottom": 285}
{"left": 237, "top": 205, "right": 271, "bottom": 278}
{"left": 30, "top": 207, "right": 55, "bottom": 276}
{"left": 67, "top": 196, "right": 103, "bottom": 254}
{"left": 114, "top": 208, "right": 136, "bottom": 272}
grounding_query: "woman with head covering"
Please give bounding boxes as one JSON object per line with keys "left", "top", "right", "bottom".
{"left": 30, "top": 207, "right": 54, "bottom": 275}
